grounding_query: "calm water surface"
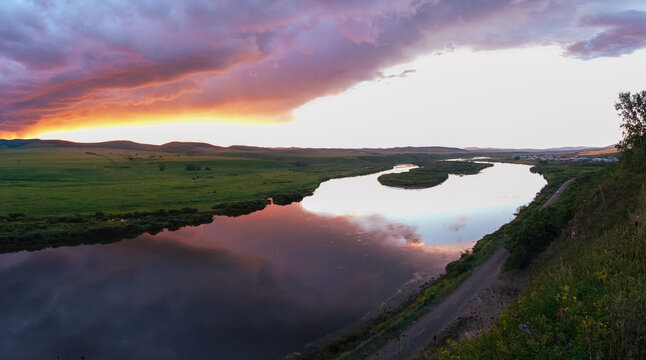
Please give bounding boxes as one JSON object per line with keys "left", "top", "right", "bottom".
{"left": 302, "top": 162, "right": 547, "bottom": 249}
{"left": 0, "top": 162, "right": 545, "bottom": 359}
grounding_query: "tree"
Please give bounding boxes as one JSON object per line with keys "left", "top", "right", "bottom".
{"left": 616, "top": 91, "right": 646, "bottom": 152}
{"left": 615, "top": 91, "right": 646, "bottom": 170}
{"left": 185, "top": 163, "right": 201, "bottom": 171}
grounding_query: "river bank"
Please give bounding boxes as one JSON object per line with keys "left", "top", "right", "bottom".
{"left": 300, "top": 162, "right": 606, "bottom": 359}
{"left": 430, "top": 159, "right": 646, "bottom": 359}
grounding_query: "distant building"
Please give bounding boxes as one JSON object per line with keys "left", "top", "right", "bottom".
{"left": 516, "top": 155, "right": 617, "bottom": 163}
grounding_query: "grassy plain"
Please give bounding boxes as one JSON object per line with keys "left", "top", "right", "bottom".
{"left": 0, "top": 150, "right": 401, "bottom": 215}
{"left": 0, "top": 142, "right": 457, "bottom": 249}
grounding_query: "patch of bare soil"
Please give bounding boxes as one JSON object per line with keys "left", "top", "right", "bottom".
{"left": 415, "top": 271, "right": 527, "bottom": 358}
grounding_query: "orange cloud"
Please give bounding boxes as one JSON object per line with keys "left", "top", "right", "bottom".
{"left": 1, "top": 1, "right": 641, "bottom": 139}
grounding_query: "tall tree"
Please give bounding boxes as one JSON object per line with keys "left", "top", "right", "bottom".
{"left": 616, "top": 91, "right": 646, "bottom": 151}
{"left": 615, "top": 91, "right": 646, "bottom": 169}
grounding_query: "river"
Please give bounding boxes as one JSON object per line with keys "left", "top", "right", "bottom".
{"left": 0, "top": 162, "right": 545, "bottom": 359}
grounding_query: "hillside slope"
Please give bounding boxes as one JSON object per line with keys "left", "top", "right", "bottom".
{"left": 429, "top": 164, "right": 646, "bottom": 359}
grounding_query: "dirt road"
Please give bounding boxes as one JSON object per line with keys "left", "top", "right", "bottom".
{"left": 540, "top": 178, "right": 575, "bottom": 210}
{"left": 362, "top": 178, "right": 574, "bottom": 359}
{"left": 367, "top": 247, "right": 509, "bottom": 360}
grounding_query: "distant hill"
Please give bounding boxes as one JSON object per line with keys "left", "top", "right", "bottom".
{"left": 0, "top": 139, "right": 467, "bottom": 156}
{"left": 3, "top": 139, "right": 613, "bottom": 156}
{"left": 465, "top": 145, "right": 616, "bottom": 153}
{"left": 0, "top": 139, "right": 160, "bottom": 152}
{"left": 158, "top": 142, "right": 225, "bottom": 155}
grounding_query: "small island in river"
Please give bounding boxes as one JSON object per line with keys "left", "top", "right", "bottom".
{"left": 377, "top": 160, "right": 494, "bottom": 189}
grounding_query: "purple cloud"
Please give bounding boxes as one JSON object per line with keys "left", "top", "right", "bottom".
{"left": 566, "top": 10, "right": 646, "bottom": 59}
{"left": 0, "top": 0, "right": 644, "bottom": 136}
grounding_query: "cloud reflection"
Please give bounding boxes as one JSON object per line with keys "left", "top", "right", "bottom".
{"left": 301, "top": 162, "right": 547, "bottom": 246}
{"left": 0, "top": 204, "right": 454, "bottom": 359}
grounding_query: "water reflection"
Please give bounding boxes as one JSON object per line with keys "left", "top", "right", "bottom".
{"left": 301, "top": 162, "right": 546, "bottom": 247}
{"left": 0, "top": 162, "right": 546, "bottom": 359}
{"left": 0, "top": 205, "right": 454, "bottom": 360}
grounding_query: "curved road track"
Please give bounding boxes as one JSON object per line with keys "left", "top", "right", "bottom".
{"left": 366, "top": 178, "right": 575, "bottom": 359}
{"left": 367, "top": 247, "right": 509, "bottom": 360}
{"left": 540, "top": 178, "right": 575, "bottom": 210}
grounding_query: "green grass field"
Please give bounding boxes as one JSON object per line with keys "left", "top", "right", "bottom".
{"left": 0, "top": 144, "right": 456, "bottom": 249}
{"left": 0, "top": 150, "right": 381, "bottom": 216}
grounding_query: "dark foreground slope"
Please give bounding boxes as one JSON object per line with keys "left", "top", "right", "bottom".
{"left": 428, "top": 163, "right": 646, "bottom": 359}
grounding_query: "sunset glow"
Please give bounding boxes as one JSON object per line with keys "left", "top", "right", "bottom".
{"left": 32, "top": 46, "right": 646, "bottom": 148}
{"left": 3, "top": 2, "right": 646, "bottom": 357}
{"left": 2, "top": 1, "right": 646, "bottom": 147}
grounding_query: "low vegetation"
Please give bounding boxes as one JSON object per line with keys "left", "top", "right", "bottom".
{"left": 424, "top": 91, "right": 646, "bottom": 359}
{"left": 427, "top": 164, "right": 646, "bottom": 359}
{"left": 303, "top": 161, "right": 606, "bottom": 359}
{"left": 0, "top": 144, "right": 454, "bottom": 250}
{"left": 377, "top": 161, "right": 493, "bottom": 189}
{"left": 0, "top": 208, "right": 214, "bottom": 253}
{"left": 503, "top": 162, "right": 605, "bottom": 269}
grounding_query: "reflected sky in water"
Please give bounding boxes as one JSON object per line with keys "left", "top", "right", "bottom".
{"left": 0, "top": 162, "right": 545, "bottom": 359}
{"left": 0, "top": 205, "right": 454, "bottom": 360}
{"left": 301, "top": 162, "right": 546, "bottom": 248}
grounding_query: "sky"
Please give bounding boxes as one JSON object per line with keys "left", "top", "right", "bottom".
{"left": 2, "top": 0, "right": 646, "bottom": 148}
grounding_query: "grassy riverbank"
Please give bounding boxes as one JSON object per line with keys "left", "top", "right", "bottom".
{"left": 427, "top": 159, "right": 646, "bottom": 358}
{"left": 1, "top": 151, "right": 382, "bottom": 216}
{"left": 0, "top": 140, "right": 462, "bottom": 251}
{"left": 301, "top": 161, "right": 606, "bottom": 359}
{"left": 377, "top": 161, "right": 493, "bottom": 189}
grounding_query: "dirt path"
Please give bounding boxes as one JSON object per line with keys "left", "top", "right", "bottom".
{"left": 540, "top": 178, "right": 575, "bottom": 210}
{"left": 415, "top": 269, "right": 526, "bottom": 358}
{"left": 367, "top": 247, "right": 509, "bottom": 360}
{"left": 361, "top": 178, "right": 574, "bottom": 359}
